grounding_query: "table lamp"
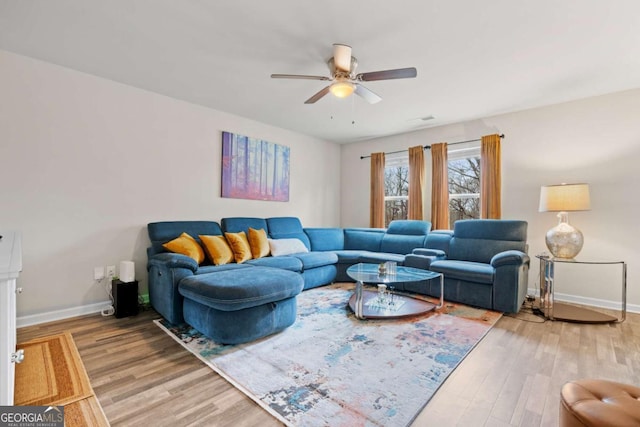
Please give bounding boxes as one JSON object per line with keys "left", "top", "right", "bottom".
{"left": 538, "top": 183, "right": 591, "bottom": 259}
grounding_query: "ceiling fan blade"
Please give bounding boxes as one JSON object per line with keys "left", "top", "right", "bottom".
{"left": 333, "top": 44, "right": 352, "bottom": 72}
{"left": 357, "top": 67, "right": 417, "bottom": 81}
{"left": 304, "top": 86, "right": 331, "bottom": 104}
{"left": 355, "top": 84, "right": 382, "bottom": 104}
{"left": 271, "top": 74, "right": 331, "bottom": 81}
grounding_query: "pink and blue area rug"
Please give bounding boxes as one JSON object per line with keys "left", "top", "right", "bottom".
{"left": 155, "top": 282, "right": 501, "bottom": 426}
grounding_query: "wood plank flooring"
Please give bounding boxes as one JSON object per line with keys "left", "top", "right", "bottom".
{"left": 17, "top": 303, "right": 640, "bottom": 427}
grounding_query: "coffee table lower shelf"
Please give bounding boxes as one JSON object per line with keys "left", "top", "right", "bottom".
{"left": 348, "top": 290, "right": 437, "bottom": 319}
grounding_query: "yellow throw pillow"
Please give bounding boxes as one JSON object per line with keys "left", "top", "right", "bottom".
{"left": 162, "top": 232, "right": 205, "bottom": 264}
{"left": 224, "top": 231, "right": 252, "bottom": 264}
{"left": 199, "top": 235, "right": 234, "bottom": 266}
{"left": 248, "top": 227, "right": 270, "bottom": 259}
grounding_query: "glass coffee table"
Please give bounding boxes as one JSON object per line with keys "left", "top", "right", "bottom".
{"left": 346, "top": 263, "right": 443, "bottom": 319}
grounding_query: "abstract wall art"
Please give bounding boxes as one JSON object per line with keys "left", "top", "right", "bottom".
{"left": 221, "top": 131, "right": 290, "bottom": 201}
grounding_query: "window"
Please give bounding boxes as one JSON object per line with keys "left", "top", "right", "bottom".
{"left": 384, "top": 153, "right": 409, "bottom": 227}
{"left": 448, "top": 146, "right": 480, "bottom": 229}
{"left": 382, "top": 147, "right": 480, "bottom": 229}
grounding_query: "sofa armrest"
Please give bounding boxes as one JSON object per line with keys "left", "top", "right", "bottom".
{"left": 404, "top": 253, "right": 441, "bottom": 270}
{"left": 412, "top": 248, "right": 446, "bottom": 258}
{"left": 492, "top": 251, "right": 530, "bottom": 313}
{"left": 491, "top": 250, "right": 530, "bottom": 268}
{"left": 147, "top": 252, "right": 198, "bottom": 324}
{"left": 147, "top": 252, "right": 199, "bottom": 273}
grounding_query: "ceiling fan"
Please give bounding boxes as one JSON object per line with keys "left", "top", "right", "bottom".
{"left": 271, "top": 43, "right": 417, "bottom": 104}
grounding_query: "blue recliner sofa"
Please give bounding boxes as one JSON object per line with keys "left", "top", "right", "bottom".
{"left": 404, "top": 219, "right": 530, "bottom": 313}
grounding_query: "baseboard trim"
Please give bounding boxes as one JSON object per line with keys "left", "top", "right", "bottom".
{"left": 17, "top": 300, "right": 112, "bottom": 328}
{"left": 527, "top": 288, "right": 639, "bottom": 314}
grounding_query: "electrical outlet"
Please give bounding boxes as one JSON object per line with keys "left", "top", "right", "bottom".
{"left": 94, "top": 266, "right": 105, "bottom": 281}
{"left": 106, "top": 265, "right": 116, "bottom": 280}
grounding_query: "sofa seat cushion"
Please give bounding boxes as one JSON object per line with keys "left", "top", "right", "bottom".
{"left": 333, "top": 250, "right": 371, "bottom": 264}
{"left": 357, "top": 252, "right": 406, "bottom": 264}
{"left": 179, "top": 267, "right": 304, "bottom": 312}
{"left": 430, "top": 260, "right": 494, "bottom": 284}
{"left": 290, "top": 251, "right": 338, "bottom": 270}
{"left": 245, "top": 256, "right": 303, "bottom": 272}
{"left": 196, "top": 263, "right": 252, "bottom": 275}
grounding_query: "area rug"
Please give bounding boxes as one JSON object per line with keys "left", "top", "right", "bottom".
{"left": 15, "top": 332, "right": 110, "bottom": 427}
{"left": 156, "top": 283, "right": 501, "bottom": 427}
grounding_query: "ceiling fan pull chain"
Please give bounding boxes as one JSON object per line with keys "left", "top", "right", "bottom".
{"left": 351, "top": 95, "right": 356, "bottom": 125}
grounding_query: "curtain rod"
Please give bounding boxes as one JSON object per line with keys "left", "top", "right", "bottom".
{"left": 359, "top": 134, "right": 505, "bottom": 159}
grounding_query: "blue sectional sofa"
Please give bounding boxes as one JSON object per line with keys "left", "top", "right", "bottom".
{"left": 146, "top": 217, "right": 529, "bottom": 343}
{"left": 147, "top": 218, "right": 429, "bottom": 323}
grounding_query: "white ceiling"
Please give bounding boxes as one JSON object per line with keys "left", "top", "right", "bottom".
{"left": 1, "top": 1, "right": 639, "bottom": 143}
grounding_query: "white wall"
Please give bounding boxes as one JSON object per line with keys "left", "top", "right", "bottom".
{"left": 341, "top": 89, "right": 640, "bottom": 310}
{"left": 0, "top": 50, "right": 341, "bottom": 318}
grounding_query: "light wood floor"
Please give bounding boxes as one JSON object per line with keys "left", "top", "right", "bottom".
{"left": 17, "top": 303, "right": 640, "bottom": 427}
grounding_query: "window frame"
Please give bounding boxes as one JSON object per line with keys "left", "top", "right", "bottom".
{"left": 447, "top": 145, "right": 481, "bottom": 228}
{"left": 383, "top": 152, "right": 410, "bottom": 227}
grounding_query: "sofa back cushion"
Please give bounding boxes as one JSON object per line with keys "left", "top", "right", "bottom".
{"left": 344, "top": 228, "right": 384, "bottom": 251}
{"left": 448, "top": 219, "right": 528, "bottom": 263}
{"left": 304, "top": 228, "right": 344, "bottom": 251}
{"left": 221, "top": 217, "right": 268, "bottom": 235}
{"left": 148, "top": 221, "right": 222, "bottom": 256}
{"left": 266, "top": 217, "right": 311, "bottom": 250}
{"left": 380, "top": 220, "right": 431, "bottom": 254}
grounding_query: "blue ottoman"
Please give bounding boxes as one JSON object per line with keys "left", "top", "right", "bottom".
{"left": 178, "top": 267, "right": 304, "bottom": 344}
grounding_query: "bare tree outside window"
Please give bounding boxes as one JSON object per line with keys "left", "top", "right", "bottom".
{"left": 384, "top": 165, "right": 408, "bottom": 227}
{"left": 448, "top": 156, "right": 480, "bottom": 229}
{"left": 382, "top": 149, "right": 478, "bottom": 229}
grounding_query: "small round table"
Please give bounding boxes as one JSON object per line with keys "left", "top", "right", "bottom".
{"left": 346, "top": 263, "right": 443, "bottom": 319}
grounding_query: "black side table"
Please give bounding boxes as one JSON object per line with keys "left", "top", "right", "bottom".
{"left": 112, "top": 279, "right": 139, "bottom": 318}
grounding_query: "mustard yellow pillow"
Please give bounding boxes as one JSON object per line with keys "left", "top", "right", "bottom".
{"left": 162, "top": 232, "right": 205, "bottom": 264}
{"left": 199, "top": 235, "right": 234, "bottom": 266}
{"left": 224, "top": 231, "right": 252, "bottom": 263}
{"left": 248, "top": 227, "right": 270, "bottom": 259}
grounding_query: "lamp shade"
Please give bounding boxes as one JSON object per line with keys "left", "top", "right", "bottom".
{"left": 329, "top": 81, "right": 355, "bottom": 98}
{"left": 539, "top": 183, "right": 590, "bottom": 212}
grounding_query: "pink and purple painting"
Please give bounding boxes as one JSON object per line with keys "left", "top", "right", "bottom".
{"left": 221, "top": 131, "right": 290, "bottom": 201}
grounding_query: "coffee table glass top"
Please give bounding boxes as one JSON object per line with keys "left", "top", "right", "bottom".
{"left": 347, "top": 263, "right": 439, "bottom": 284}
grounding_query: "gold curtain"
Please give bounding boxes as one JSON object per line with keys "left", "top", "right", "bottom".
{"left": 430, "top": 142, "right": 449, "bottom": 230}
{"left": 408, "top": 145, "right": 425, "bottom": 220}
{"left": 480, "top": 134, "right": 502, "bottom": 219}
{"left": 370, "top": 152, "right": 386, "bottom": 228}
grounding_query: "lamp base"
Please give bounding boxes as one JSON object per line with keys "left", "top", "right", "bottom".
{"left": 545, "top": 211, "right": 583, "bottom": 259}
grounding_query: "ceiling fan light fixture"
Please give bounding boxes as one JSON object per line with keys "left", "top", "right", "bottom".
{"left": 329, "top": 81, "right": 355, "bottom": 98}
